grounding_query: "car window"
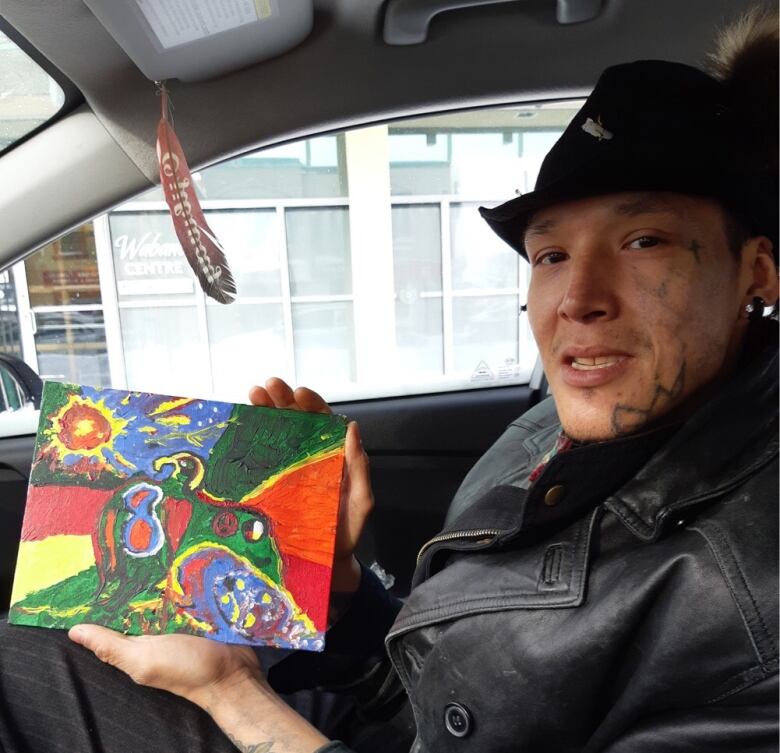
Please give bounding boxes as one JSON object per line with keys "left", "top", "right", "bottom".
{"left": 0, "top": 102, "right": 577, "bottom": 422}
{"left": 0, "top": 28, "right": 66, "bottom": 153}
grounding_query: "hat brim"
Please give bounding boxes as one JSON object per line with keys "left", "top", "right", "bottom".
{"left": 480, "top": 153, "right": 779, "bottom": 261}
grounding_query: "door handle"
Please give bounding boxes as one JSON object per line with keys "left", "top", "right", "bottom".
{"left": 383, "top": 0, "right": 603, "bottom": 45}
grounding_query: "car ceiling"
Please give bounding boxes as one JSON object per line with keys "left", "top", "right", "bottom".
{"left": 0, "top": 0, "right": 754, "bottom": 270}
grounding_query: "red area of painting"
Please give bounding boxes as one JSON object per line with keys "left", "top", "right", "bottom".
{"left": 162, "top": 497, "right": 192, "bottom": 552}
{"left": 128, "top": 519, "right": 152, "bottom": 551}
{"left": 59, "top": 405, "right": 112, "bottom": 450}
{"left": 282, "top": 554, "right": 332, "bottom": 632}
{"left": 130, "top": 491, "right": 145, "bottom": 509}
{"left": 37, "top": 451, "right": 110, "bottom": 481}
{"left": 21, "top": 484, "right": 113, "bottom": 541}
{"left": 197, "top": 452, "right": 344, "bottom": 568}
{"left": 166, "top": 551, "right": 209, "bottom": 608}
{"left": 212, "top": 510, "right": 238, "bottom": 538}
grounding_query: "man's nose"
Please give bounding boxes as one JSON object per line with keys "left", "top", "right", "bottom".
{"left": 557, "top": 255, "right": 619, "bottom": 323}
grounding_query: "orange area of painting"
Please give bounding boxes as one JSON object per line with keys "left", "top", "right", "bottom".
{"left": 196, "top": 450, "right": 344, "bottom": 567}
{"left": 21, "top": 485, "right": 113, "bottom": 541}
{"left": 243, "top": 452, "right": 344, "bottom": 568}
{"left": 128, "top": 519, "right": 153, "bottom": 551}
{"left": 104, "top": 508, "right": 117, "bottom": 571}
{"left": 59, "top": 404, "right": 112, "bottom": 450}
{"left": 11, "top": 534, "right": 95, "bottom": 604}
{"left": 42, "top": 393, "right": 132, "bottom": 472}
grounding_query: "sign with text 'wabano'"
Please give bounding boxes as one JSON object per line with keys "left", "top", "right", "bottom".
{"left": 110, "top": 213, "right": 195, "bottom": 296}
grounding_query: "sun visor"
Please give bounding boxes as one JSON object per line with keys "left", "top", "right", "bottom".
{"left": 82, "top": 0, "right": 313, "bottom": 82}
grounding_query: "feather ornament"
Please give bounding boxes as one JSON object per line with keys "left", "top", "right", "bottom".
{"left": 156, "top": 86, "right": 237, "bottom": 304}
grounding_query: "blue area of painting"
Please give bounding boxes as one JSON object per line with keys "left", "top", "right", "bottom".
{"left": 79, "top": 386, "right": 233, "bottom": 478}
{"left": 121, "top": 482, "right": 164, "bottom": 557}
{"left": 178, "top": 548, "right": 323, "bottom": 650}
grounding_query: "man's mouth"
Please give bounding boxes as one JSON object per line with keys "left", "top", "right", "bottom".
{"left": 569, "top": 356, "right": 626, "bottom": 371}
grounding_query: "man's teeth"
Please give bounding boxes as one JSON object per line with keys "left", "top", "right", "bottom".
{"left": 570, "top": 356, "right": 622, "bottom": 370}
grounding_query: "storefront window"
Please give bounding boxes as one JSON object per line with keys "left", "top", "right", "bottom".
{"left": 292, "top": 301, "right": 355, "bottom": 386}
{"left": 286, "top": 207, "right": 352, "bottom": 297}
{"left": 450, "top": 202, "right": 518, "bottom": 291}
{"left": 24, "top": 225, "right": 101, "bottom": 307}
{"left": 0, "top": 270, "right": 22, "bottom": 358}
{"left": 6, "top": 104, "right": 579, "bottom": 408}
{"left": 392, "top": 204, "right": 443, "bottom": 376}
{"left": 206, "top": 302, "right": 288, "bottom": 396}
{"left": 21, "top": 224, "right": 110, "bottom": 385}
{"left": 119, "top": 306, "right": 209, "bottom": 396}
{"left": 34, "top": 309, "right": 108, "bottom": 385}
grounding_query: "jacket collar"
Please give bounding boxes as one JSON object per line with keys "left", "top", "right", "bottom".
{"left": 443, "top": 418, "right": 680, "bottom": 544}
{"left": 605, "top": 343, "right": 778, "bottom": 541}
{"left": 440, "top": 342, "right": 777, "bottom": 547}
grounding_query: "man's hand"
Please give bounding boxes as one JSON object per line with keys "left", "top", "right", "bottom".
{"left": 68, "top": 626, "right": 328, "bottom": 752}
{"left": 249, "top": 377, "right": 374, "bottom": 594}
{"left": 67, "top": 625, "right": 261, "bottom": 707}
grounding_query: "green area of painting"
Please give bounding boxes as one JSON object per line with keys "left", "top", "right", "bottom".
{"left": 9, "top": 565, "right": 195, "bottom": 635}
{"left": 203, "top": 405, "right": 346, "bottom": 500}
{"left": 180, "top": 504, "right": 283, "bottom": 584}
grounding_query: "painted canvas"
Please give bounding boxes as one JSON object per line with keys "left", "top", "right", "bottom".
{"left": 9, "top": 381, "right": 346, "bottom": 651}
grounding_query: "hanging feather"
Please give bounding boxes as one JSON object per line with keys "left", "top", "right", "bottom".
{"left": 156, "top": 84, "right": 237, "bottom": 304}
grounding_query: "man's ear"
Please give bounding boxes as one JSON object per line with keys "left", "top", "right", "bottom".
{"left": 741, "top": 236, "right": 779, "bottom": 307}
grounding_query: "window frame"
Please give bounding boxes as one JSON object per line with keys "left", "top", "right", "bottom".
{"left": 0, "top": 17, "right": 84, "bottom": 158}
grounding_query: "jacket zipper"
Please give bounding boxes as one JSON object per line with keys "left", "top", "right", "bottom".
{"left": 416, "top": 528, "right": 502, "bottom": 565}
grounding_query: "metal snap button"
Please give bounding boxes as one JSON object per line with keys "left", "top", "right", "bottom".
{"left": 444, "top": 702, "right": 473, "bottom": 738}
{"left": 544, "top": 484, "right": 565, "bottom": 507}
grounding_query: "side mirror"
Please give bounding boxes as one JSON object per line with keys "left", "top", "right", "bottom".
{"left": 0, "top": 354, "right": 42, "bottom": 410}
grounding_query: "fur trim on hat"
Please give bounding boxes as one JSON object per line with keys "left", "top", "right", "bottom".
{"left": 706, "top": 4, "right": 778, "bottom": 82}
{"left": 706, "top": 5, "right": 778, "bottom": 172}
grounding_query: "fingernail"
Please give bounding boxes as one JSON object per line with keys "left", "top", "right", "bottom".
{"left": 68, "top": 626, "right": 83, "bottom": 642}
{"left": 351, "top": 422, "right": 362, "bottom": 446}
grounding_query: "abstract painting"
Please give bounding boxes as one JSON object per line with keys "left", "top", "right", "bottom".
{"left": 9, "top": 382, "right": 346, "bottom": 651}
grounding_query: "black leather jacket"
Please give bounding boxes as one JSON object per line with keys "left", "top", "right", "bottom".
{"left": 290, "top": 340, "right": 779, "bottom": 753}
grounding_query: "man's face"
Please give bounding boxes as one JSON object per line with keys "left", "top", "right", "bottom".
{"left": 525, "top": 192, "right": 750, "bottom": 441}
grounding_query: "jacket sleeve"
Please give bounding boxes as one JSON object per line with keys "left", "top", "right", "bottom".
{"left": 268, "top": 562, "right": 402, "bottom": 695}
{"left": 271, "top": 563, "right": 415, "bottom": 752}
{"left": 599, "top": 673, "right": 779, "bottom": 753}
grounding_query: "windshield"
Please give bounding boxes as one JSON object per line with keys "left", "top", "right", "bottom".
{"left": 0, "top": 28, "right": 66, "bottom": 152}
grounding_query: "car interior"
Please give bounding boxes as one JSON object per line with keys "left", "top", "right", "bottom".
{"left": 0, "top": 0, "right": 755, "bottom": 627}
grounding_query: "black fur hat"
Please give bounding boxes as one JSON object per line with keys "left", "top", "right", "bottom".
{"left": 480, "top": 6, "right": 779, "bottom": 260}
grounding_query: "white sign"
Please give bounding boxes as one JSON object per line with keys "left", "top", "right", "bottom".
{"left": 113, "top": 232, "right": 193, "bottom": 294}
{"left": 135, "top": 0, "right": 277, "bottom": 50}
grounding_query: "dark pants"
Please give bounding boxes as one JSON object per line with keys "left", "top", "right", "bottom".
{"left": 0, "top": 621, "right": 353, "bottom": 753}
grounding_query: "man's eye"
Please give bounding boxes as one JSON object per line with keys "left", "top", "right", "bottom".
{"left": 627, "top": 236, "right": 662, "bottom": 249}
{"left": 534, "top": 250, "right": 568, "bottom": 266}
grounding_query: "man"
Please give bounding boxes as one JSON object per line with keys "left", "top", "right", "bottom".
{"left": 1, "top": 7, "right": 777, "bottom": 753}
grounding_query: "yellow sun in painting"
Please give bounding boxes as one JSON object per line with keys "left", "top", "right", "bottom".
{"left": 45, "top": 394, "right": 134, "bottom": 469}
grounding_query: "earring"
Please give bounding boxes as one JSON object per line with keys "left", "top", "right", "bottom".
{"left": 744, "top": 296, "right": 765, "bottom": 321}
